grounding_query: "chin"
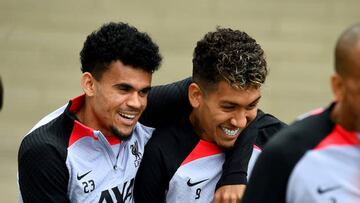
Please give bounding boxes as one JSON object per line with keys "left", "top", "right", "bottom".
{"left": 110, "top": 126, "right": 133, "bottom": 141}
{"left": 218, "top": 142, "right": 235, "bottom": 150}
{"left": 115, "top": 132, "right": 133, "bottom": 141}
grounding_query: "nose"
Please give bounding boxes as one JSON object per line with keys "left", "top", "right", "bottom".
{"left": 230, "top": 110, "right": 248, "bottom": 129}
{"left": 127, "top": 92, "right": 143, "bottom": 109}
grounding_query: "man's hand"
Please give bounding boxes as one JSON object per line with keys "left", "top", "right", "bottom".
{"left": 214, "top": 184, "right": 246, "bottom": 203}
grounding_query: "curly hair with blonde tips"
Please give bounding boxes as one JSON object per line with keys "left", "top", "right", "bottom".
{"left": 192, "top": 27, "right": 267, "bottom": 91}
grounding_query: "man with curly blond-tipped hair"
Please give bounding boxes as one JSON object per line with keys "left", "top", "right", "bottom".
{"left": 134, "top": 27, "right": 286, "bottom": 203}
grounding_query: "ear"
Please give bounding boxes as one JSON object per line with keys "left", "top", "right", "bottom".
{"left": 188, "top": 83, "right": 203, "bottom": 108}
{"left": 331, "top": 73, "right": 344, "bottom": 102}
{"left": 81, "top": 72, "right": 96, "bottom": 96}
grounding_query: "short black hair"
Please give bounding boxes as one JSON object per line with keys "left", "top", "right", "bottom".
{"left": 192, "top": 27, "right": 267, "bottom": 91}
{"left": 80, "top": 22, "right": 162, "bottom": 80}
{"left": 335, "top": 22, "right": 360, "bottom": 76}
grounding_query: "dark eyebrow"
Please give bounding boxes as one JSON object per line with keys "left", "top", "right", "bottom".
{"left": 113, "top": 83, "right": 152, "bottom": 92}
{"left": 141, "top": 86, "right": 152, "bottom": 93}
{"left": 221, "top": 95, "right": 262, "bottom": 107}
{"left": 113, "top": 83, "right": 134, "bottom": 90}
{"left": 249, "top": 96, "right": 261, "bottom": 106}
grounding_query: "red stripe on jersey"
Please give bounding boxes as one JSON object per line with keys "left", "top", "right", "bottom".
{"left": 68, "top": 120, "right": 121, "bottom": 146}
{"left": 253, "top": 144, "right": 261, "bottom": 150}
{"left": 181, "top": 140, "right": 222, "bottom": 166}
{"left": 315, "top": 124, "right": 360, "bottom": 150}
{"left": 106, "top": 135, "right": 121, "bottom": 145}
{"left": 69, "top": 120, "right": 97, "bottom": 147}
{"left": 68, "top": 94, "right": 121, "bottom": 146}
{"left": 69, "top": 94, "right": 85, "bottom": 113}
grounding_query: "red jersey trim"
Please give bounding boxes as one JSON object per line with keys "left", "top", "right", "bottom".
{"left": 253, "top": 144, "right": 261, "bottom": 151}
{"left": 69, "top": 94, "right": 85, "bottom": 113}
{"left": 315, "top": 124, "right": 360, "bottom": 150}
{"left": 106, "top": 136, "right": 121, "bottom": 145}
{"left": 69, "top": 120, "right": 98, "bottom": 147}
{"left": 181, "top": 140, "right": 222, "bottom": 166}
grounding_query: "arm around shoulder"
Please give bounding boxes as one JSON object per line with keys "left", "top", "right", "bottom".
{"left": 214, "top": 111, "right": 287, "bottom": 202}
{"left": 140, "top": 77, "right": 192, "bottom": 127}
{"left": 216, "top": 110, "right": 287, "bottom": 188}
{"left": 134, "top": 131, "right": 169, "bottom": 203}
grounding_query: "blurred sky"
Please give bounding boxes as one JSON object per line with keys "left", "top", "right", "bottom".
{"left": 1, "top": 0, "right": 360, "bottom": 201}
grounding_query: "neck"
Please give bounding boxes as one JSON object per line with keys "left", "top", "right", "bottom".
{"left": 74, "top": 104, "right": 84, "bottom": 123}
{"left": 189, "top": 111, "right": 210, "bottom": 141}
{"left": 75, "top": 101, "right": 111, "bottom": 137}
{"left": 330, "top": 102, "right": 357, "bottom": 131}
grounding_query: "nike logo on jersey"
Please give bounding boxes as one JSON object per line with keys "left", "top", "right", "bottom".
{"left": 187, "top": 178, "right": 209, "bottom": 187}
{"left": 77, "top": 170, "right": 92, "bottom": 180}
{"left": 317, "top": 185, "right": 341, "bottom": 194}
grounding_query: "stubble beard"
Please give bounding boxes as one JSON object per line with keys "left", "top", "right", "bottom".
{"left": 110, "top": 126, "right": 133, "bottom": 141}
{"left": 191, "top": 114, "right": 205, "bottom": 139}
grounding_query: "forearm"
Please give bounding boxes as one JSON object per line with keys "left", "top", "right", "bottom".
{"left": 216, "top": 124, "right": 256, "bottom": 188}
{"left": 140, "top": 77, "right": 192, "bottom": 127}
{"left": 134, "top": 142, "right": 167, "bottom": 203}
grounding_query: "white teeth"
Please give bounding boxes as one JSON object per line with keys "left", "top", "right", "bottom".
{"left": 221, "top": 127, "right": 240, "bottom": 136}
{"left": 119, "top": 113, "right": 136, "bottom": 119}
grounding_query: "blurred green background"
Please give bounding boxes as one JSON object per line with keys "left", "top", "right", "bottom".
{"left": 1, "top": 0, "right": 360, "bottom": 201}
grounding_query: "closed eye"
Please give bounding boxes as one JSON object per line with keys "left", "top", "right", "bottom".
{"left": 246, "top": 103, "right": 258, "bottom": 110}
{"left": 113, "top": 83, "right": 151, "bottom": 97}
{"left": 246, "top": 97, "right": 261, "bottom": 110}
{"left": 114, "top": 83, "right": 132, "bottom": 93}
{"left": 139, "top": 87, "right": 151, "bottom": 97}
{"left": 221, "top": 105, "right": 236, "bottom": 111}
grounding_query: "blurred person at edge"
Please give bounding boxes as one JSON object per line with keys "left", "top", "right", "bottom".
{"left": 242, "top": 23, "right": 360, "bottom": 203}
{"left": 0, "top": 76, "right": 3, "bottom": 111}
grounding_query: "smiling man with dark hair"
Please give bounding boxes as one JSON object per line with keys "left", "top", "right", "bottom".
{"left": 18, "top": 22, "right": 162, "bottom": 203}
{"left": 134, "top": 27, "right": 286, "bottom": 203}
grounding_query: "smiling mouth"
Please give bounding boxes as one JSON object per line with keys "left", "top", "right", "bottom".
{"left": 221, "top": 127, "right": 240, "bottom": 137}
{"left": 119, "top": 112, "right": 136, "bottom": 120}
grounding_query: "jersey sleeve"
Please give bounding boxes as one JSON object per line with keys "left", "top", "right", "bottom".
{"left": 133, "top": 130, "right": 169, "bottom": 203}
{"left": 139, "top": 77, "right": 192, "bottom": 128}
{"left": 216, "top": 110, "right": 287, "bottom": 188}
{"left": 243, "top": 107, "right": 329, "bottom": 203}
{"left": 254, "top": 111, "right": 288, "bottom": 148}
{"left": 241, "top": 137, "right": 290, "bottom": 203}
{"left": 18, "top": 136, "right": 70, "bottom": 203}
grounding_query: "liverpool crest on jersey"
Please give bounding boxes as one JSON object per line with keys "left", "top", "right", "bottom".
{"left": 130, "top": 141, "right": 142, "bottom": 167}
